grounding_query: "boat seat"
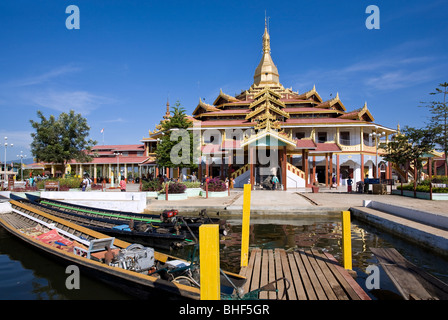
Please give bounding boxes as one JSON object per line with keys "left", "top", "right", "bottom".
{"left": 73, "top": 237, "right": 118, "bottom": 260}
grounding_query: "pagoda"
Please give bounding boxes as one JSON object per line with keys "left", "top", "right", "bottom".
{"left": 146, "top": 20, "right": 396, "bottom": 190}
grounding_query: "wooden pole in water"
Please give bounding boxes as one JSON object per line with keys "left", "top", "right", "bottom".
{"left": 199, "top": 224, "right": 220, "bottom": 300}
{"left": 241, "top": 184, "right": 251, "bottom": 267}
{"left": 165, "top": 182, "right": 169, "bottom": 201}
{"left": 342, "top": 210, "right": 352, "bottom": 270}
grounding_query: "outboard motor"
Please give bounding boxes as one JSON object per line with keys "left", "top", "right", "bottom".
{"left": 115, "top": 243, "right": 155, "bottom": 273}
{"left": 160, "top": 209, "right": 178, "bottom": 224}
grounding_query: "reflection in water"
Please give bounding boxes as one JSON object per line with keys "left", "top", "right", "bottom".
{"left": 218, "top": 216, "right": 448, "bottom": 300}
{"left": 1, "top": 215, "right": 447, "bottom": 300}
{"left": 0, "top": 227, "right": 133, "bottom": 300}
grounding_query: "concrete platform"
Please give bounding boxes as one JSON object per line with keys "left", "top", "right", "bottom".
{"left": 351, "top": 205, "right": 448, "bottom": 257}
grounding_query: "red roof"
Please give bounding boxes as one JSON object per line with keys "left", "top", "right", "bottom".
{"left": 69, "top": 156, "right": 149, "bottom": 165}
{"left": 283, "top": 118, "right": 365, "bottom": 125}
{"left": 296, "top": 139, "right": 317, "bottom": 149}
{"left": 201, "top": 144, "right": 226, "bottom": 155}
{"left": 92, "top": 144, "right": 144, "bottom": 152}
{"left": 221, "top": 139, "right": 242, "bottom": 150}
{"left": 309, "top": 143, "right": 342, "bottom": 153}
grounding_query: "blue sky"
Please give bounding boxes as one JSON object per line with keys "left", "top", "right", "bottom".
{"left": 0, "top": 0, "right": 447, "bottom": 161}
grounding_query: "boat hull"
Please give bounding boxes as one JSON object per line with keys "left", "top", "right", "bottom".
{"left": 0, "top": 200, "right": 245, "bottom": 300}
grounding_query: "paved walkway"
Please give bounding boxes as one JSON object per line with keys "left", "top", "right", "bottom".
{"left": 144, "top": 185, "right": 448, "bottom": 217}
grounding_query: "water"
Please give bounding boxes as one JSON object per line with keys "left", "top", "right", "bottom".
{"left": 1, "top": 215, "right": 447, "bottom": 300}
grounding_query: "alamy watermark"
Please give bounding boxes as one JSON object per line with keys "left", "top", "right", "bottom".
{"left": 66, "top": 5, "right": 80, "bottom": 30}
{"left": 365, "top": 5, "right": 380, "bottom": 30}
{"left": 168, "top": 126, "right": 279, "bottom": 170}
{"left": 65, "top": 265, "right": 80, "bottom": 290}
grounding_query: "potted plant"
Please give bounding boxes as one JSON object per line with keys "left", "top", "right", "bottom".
{"left": 202, "top": 177, "right": 228, "bottom": 197}
{"left": 157, "top": 181, "right": 188, "bottom": 200}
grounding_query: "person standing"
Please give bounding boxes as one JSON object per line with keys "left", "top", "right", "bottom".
{"left": 271, "top": 175, "right": 279, "bottom": 190}
{"left": 347, "top": 177, "right": 353, "bottom": 193}
{"left": 119, "top": 176, "right": 126, "bottom": 192}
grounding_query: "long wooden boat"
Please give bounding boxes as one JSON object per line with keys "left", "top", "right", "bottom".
{"left": 12, "top": 197, "right": 193, "bottom": 250}
{"left": 23, "top": 193, "right": 228, "bottom": 235}
{"left": 0, "top": 200, "right": 246, "bottom": 300}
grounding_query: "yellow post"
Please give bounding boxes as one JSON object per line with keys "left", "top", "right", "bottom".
{"left": 199, "top": 224, "right": 220, "bottom": 300}
{"left": 241, "top": 184, "right": 251, "bottom": 267}
{"left": 342, "top": 210, "right": 352, "bottom": 270}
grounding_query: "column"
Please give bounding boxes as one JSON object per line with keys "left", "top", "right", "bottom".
{"left": 228, "top": 153, "right": 232, "bottom": 178}
{"left": 336, "top": 154, "right": 340, "bottom": 186}
{"left": 325, "top": 153, "right": 329, "bottom": 187}
{"left": 94, "top": 164, "right": 97, "bottom": 183}
{"left": 361, "top": 154, "right": 364, "bottom": 181}
{"left": 220, "top": 156, "right": 224, "bottom": 179}
{"left": 304, "top": 151, "right": 309, "bottom": 186}
{"left": 282, "top": 146, "right": 287, "bottom": 191}
{"left": 302, "top": 149, "right": 306, "bottom": 173}
{"left": 330, "top": 153, "right": 333, "bottom": 184}
{"left": 249, "top": 146, "right": 254, "bottom": 190}
{"left": 312, "top": 156, "right": 316, "bottom": 185}
{"left": 198, "top": 156, "right": 202, "bottom": 181}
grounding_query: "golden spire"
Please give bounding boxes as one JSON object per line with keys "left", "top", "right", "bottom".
{"left": 163, "top": 98, "right": 170, "bottom": 120}
{"left": 262, "top": 14, "right": 270, "bottom": 54}
{"left": 253, "top": 15, "right": 280, "bottom": 86}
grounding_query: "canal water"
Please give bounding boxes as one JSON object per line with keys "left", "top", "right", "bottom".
{"left": 0, "top": 214, "right": 447, "bottom": 300}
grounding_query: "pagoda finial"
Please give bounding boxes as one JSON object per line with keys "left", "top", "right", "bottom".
{"left": 163, "top": 97, "right": 170, "bottom": 120}
{"left": 265, "top": 10, "right": 267, "bottom": 28}
{"left": 253, "top": 15, "right": 279, "bottom": 85}
{"left": 262, "top": 16, "right": 271, "bottom": 54}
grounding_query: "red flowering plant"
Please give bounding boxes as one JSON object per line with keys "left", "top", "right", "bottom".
{"left": 160, "top": 181, "right": 187, "bottom": 194}
{"left": 203, "top": 177, "right": 227, "bottom": 191}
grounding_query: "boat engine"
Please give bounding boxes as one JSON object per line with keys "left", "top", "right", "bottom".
{"left": 115, "top": 243, "right": 154, "bottom": 273}
{"left": 160, "top": 209, "right": 178, "bottom": 224}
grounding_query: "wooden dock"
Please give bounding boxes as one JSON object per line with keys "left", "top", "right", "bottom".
{"left": 371, "top": 248, "right": 448, "bottom": 300}
{"left": 239, "top": 248, "right": 370, "bottom": 300}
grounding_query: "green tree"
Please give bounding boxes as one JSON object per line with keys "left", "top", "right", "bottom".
{"left": 381, "top": 126, "right": 436, "bottom": 197}
{"left": 30, "top": 110, "right": 97, "bottom": 171}
{"left": 420, "top": 82, "right": 448, "bottom": 174}
{"left": 155, "top": 101, "right": 198, "bottom": 171}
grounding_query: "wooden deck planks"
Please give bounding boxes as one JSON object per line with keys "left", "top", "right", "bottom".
{"left": 239, "top": 248, "right": 370, "bottom": 300}
{"left": 371, "top": 247, "right": 448, "bottom": 300}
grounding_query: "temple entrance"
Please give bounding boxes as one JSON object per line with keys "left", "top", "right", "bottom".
{"left": 256, "top": 164, "right": 280, "bottom": 190}
{"left": 316, "top": 166, "right": 326, "bottom": 183}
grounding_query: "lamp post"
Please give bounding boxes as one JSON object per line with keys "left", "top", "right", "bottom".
{"left": 114, "top": 152, "right": 122, "bottom": 183}
{"left": 369, "top": 131, "right": 385, "bottom": 179}
{"left": 4, "top": 137, "right": 13, "bottom": 183}
{"left": 17, "top": 151, "right": 26, "bottom": 181}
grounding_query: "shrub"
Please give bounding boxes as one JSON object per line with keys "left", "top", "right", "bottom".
{"left": 160, "top": 181, "right": 187, "bottom": 194}
{"left": 203, "top": 177, "right": 227, "bottom": 191}
{"left": 397, "top": 184, "right": 448, "bottom": 193}
{"left": 142, "top": 180, "right": 163, "bottom": 191}
{"left": 183, "top": 181, "right": 201, "bottom": 188}
{"left": 420, "top": 175, "right": 448, "bottom": 186}
{"left": 35, "top": 177, "right": 82, "bottom": 190}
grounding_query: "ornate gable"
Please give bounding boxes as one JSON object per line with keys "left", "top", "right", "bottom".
{"left": 316, "top": 92, "right": 346, "bottom": 111}
{"left": 338, "top": 102, "right": 374, "bottom": 122}
{"left": 192, "top": 98, "right": 220, "bottom": 117}
{"left": 212, "top": 89, "right": 240, "bottom": 107}
{"left": 295, "top": 85, "right": 323, "bottom": 103}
